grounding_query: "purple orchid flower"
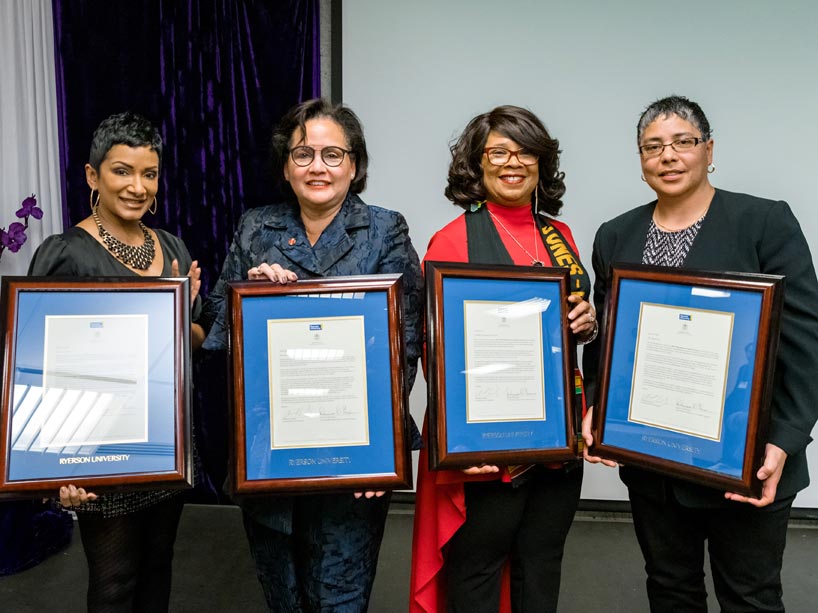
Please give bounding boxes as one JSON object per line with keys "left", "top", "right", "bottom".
{"left": 2, "top": 193, "right": 41, "bottom": 261}
{"left": 0, "top": 222, "right": 28, "bottom": 252}
{"left": 16, "top": 194, "right": 43, "bottom": 220}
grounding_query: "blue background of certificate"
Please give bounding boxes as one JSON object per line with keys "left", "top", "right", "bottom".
{"left": 442, "top": 277, "right": 568, "bottom": 453}
{"left": 241, "top": 291, "right": 396, "bottom": 480}
{"left": 8, "top": 290, "right": 178, "bottom": 481}
{"left": 604, "top": 279, "right": 763, "bottom": 478}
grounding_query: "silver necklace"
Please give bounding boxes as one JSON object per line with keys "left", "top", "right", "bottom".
{"left": 92, "top": 207, "right": 156, "bottom": 270}
{"left": 488, "top": 209, "right": 544, "bottom": 266}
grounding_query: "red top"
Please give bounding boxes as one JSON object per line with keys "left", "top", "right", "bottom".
{"left": 423, "top": 201, "right": 580, "bottom": 267}
{"left": 409, "top": 203, "right": 582, "bottom": 613}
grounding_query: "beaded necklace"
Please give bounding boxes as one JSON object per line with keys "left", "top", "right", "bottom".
{"left": 92, "top": 207, "right": 156, "bottom": 270}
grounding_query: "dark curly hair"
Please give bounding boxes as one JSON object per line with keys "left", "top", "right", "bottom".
{"left": 445, "top": 105, "right": 565, "bottom": 216}
{"left": 88, "top": 112, "right": 162, "bottom": 171}
{"left": 271, "top": 98, "right": 369, "bottom": 198}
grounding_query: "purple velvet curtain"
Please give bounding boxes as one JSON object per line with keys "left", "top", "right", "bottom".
{"left": 53, "top": 0, "right": 320, "bottom": 287}
{"left": 51, "top": 0, "right": 321, "bottom": 501}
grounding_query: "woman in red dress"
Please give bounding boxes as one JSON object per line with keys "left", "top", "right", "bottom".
{"left": 410, "top": 105, "right": 596, "bottom": 613}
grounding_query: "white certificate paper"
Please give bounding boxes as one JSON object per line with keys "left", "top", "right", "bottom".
{"left": 464, "top": 300, "right": 546, "bottom": 423}
{"left": 268, "top": 316, "right": 369, "bottom": 449}
{"left": 39, "top": 314, "right": 149, "bottom": 447}
{"left": 629, "top": 303, "right": 734, "bottom": 440}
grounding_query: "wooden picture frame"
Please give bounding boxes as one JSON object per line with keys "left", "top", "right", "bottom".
{"left": 0, "top": 276, "right": 192, "bottom": 498}
{"left": 590, "top": 264, "right": 784, "bottom": 497}
{"left": 425, "top": 261, "right": 579, "bottom": 470}
{"left": 227, "top": 274, "right": 412, "bottom": 494}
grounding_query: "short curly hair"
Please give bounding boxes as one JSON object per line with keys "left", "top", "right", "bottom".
{"left": 88, "top": 112, "right": 162, "bottom": 171}
{"left": 445, "top": 105, "right": 565, "bottom": 216}
{"left": 271, "top": 98, "right": 369, "bottom": 197}
{"left": 637, "top": 95, "right": 712, "bottom": 145}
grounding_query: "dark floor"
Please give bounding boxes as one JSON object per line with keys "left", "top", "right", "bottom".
{"left": 1, "top": 503, "right": 816, "bottom": 612}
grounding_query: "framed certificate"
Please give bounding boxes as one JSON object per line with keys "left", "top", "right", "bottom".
{"left": 590, "top": 264, "right": 784, "bottom": 497}
{"left": 226, "top": 274, "right": 412, "bottom": 494}
{"left": 0, "top": 276, "right": 193, "bottom": 498}
{"left": 425, "top": 262, "right": 579, "bottom": 469}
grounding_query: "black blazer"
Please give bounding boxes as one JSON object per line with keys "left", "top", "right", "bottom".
{"left": 583, "top": 189, "right": 818, "bottom": 506}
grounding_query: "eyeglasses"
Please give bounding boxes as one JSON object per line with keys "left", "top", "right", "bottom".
{"left": 289, "top": 146, "right": 352, "bottom": 167}
{"left": 638, "top": 137, "right": 706, "bottom": 158}
{"left": 483, "top": 147, "right": 539, "bottom": 166}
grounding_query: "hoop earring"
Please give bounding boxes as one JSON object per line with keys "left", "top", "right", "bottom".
{"left": 707, "top": 164, "right": 716, "bottom": 174}
{"left": 89, "top": 189, "right": 99, "bottom": 212}
{"left": 149, "top": 197, "right": 158, "bottom": 215}
{"left": 640, "top": 175, "right": 647, "bottom": 182}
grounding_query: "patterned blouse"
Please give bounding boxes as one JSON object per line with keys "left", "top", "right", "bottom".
{"left": 641, "top": 216, "right": 706, "bottom": 267}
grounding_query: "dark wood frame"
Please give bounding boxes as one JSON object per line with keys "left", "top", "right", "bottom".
{"left": 0, "top": 276, "right": 193, "bottom": 498}
{"left": 227, "top": 274, "right": 412, "bottom": 494}
{"left": 591, "top": 264, "right": 784, "bottom": 497}
{"left": 425, "top": 262, "right": 579, "bottom": 469}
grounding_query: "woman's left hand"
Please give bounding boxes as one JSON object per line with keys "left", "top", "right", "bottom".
{"left": 248, "top": 262, "right": 298, "bottom": 284}
{"left": 59, "top": 484, "right": 98, "bottom": 508}
{"left": 172, "top": 258, "right": 202, "bottom": 303}
{"left": 567, "top": 294, "right": 596, "bottom": 339}
{"left": 354, "top": 491, "right": 386, "bottom": 499}
{"left": 724, "top": 444, "right": 787, "bottom": 507}
{"left": 173, "top": 259, "right": 205, "bottom": 349}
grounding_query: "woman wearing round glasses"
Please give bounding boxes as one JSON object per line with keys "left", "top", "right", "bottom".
{"left": 582, "top": 95, "right": 818, "bottom": 611}
{"left": 410, "top": 105, "right": 596, "bottom": 613}
{"left": 201, "top": 98, "right": 422, "bottom": 611}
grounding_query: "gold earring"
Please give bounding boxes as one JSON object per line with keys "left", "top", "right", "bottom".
{"left": 149, "top": 197, "right": 158, "bottom": 215}
{"left": 707, "top": 164, "right": 715, "bottom": 174}
{"left": 89, "top": 188, "right": 100, "bottom": 211}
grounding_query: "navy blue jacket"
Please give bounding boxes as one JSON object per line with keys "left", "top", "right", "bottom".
{"left": 202, "top": 194, "right": 423, "bottom": 531}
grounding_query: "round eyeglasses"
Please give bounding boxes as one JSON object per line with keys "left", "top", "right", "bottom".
{"left": 483, "top": 147, "right": 539, "bottom": 166}
{"left": 638, "top": 137, "right": 706, "bottom": 158}
{"left": 289, "top": 146, "right": 352, "bottom": 167}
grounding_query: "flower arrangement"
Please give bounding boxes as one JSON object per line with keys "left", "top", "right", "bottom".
{"left": 0, "top": 195, "right": 43, "bottom": 263}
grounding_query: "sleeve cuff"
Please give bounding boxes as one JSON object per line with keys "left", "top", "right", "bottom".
{"left": 768, "top": 419, "right": 813, "bottom": 457}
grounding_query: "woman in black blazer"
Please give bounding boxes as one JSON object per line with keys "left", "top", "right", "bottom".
{"left": 582, "top": 95, "right": 818, "bottom": 612}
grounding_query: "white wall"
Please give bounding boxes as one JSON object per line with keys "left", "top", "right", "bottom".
{"left": 342, "top": 0, "right": 818, "bottom": 506}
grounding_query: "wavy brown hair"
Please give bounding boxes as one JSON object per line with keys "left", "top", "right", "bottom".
{"left": 445, "top": 105, "right": 565, "bottom": 215}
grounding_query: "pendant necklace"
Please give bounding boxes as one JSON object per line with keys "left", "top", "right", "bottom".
{"left": 488, "top": 209, "right": 544, "bottom": 266}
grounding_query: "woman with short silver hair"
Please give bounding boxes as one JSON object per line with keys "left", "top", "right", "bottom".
{"left": 583, "top": 94, "right": 818, "bottom": 611}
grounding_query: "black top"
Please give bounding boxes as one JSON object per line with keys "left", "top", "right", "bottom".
{"left": 29, "top": 226, "right": 193, "bottom": 278}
